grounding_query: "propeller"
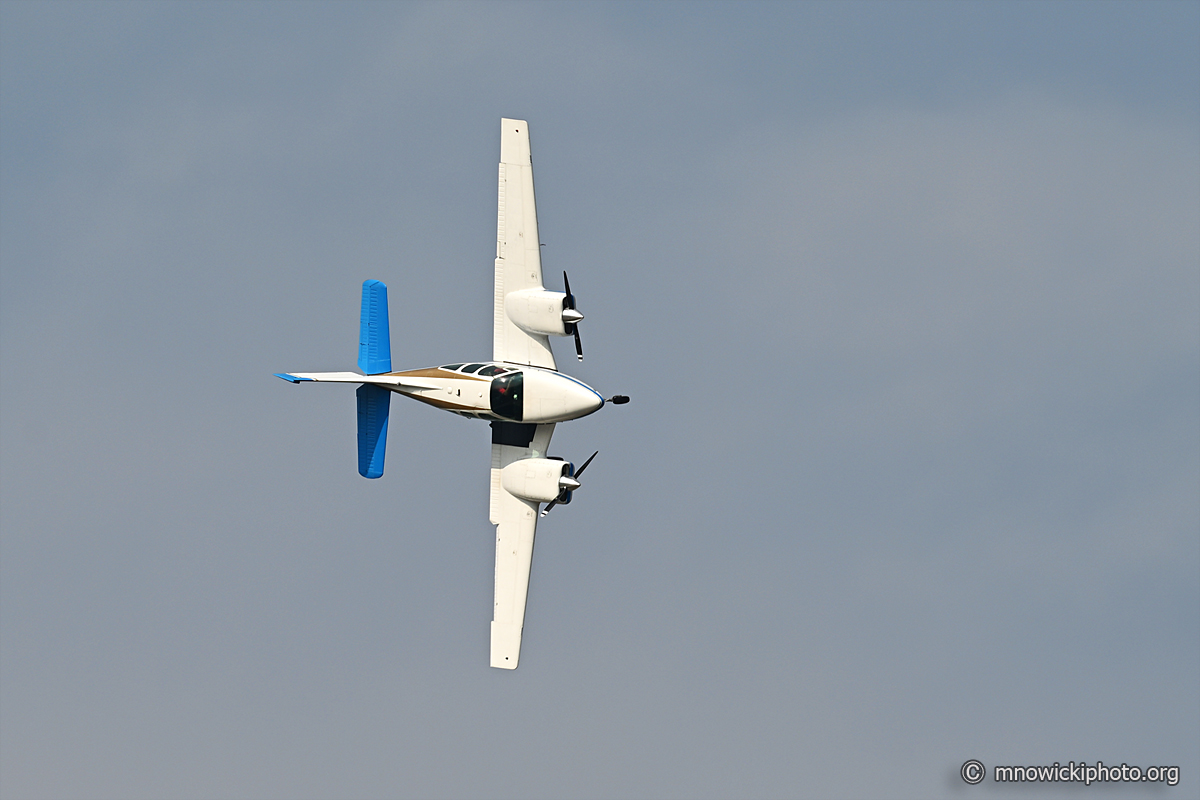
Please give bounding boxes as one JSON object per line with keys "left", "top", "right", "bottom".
{"left": 562, "top": 271, "right": 584, "bottom": 361}
{"left": 541, "top": 450, "right": 598, "bottom": 517}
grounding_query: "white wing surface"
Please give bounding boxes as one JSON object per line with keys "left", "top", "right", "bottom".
{"left": 493, "top": 119, "right": 557, "bottom": 370}
{"left": 488, "top": 422, "right": 554, "bottom": 668}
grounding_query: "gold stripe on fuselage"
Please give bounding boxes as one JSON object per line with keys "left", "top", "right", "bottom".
{"left": 386, "top": 367, "right": 491, "bottom": 381}
{"left": 394, "top": 390, "right": 481, "bottom": 412}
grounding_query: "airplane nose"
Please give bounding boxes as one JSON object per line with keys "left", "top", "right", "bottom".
{"left": 521, "top": 369, "right": 604, "bottom": 422}
{"left": 566, "top": 381, "right": 603, "bottom": 417}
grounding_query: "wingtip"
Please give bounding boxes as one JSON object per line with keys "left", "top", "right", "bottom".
{"left": 490, "top": 621, "right": 522, "bottom": 669}
{"left": 274, "top": 373, "right": 312, "bottom": 383}
{"left": 500, "top": 119, "right": 532, "bottom": 165}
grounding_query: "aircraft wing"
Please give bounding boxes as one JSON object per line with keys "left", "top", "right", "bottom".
{"left": 493, "top": 119, "right": 557, "bottom": 371}
{"left": 488, "top": 421, "right": 555, "bottom": 668}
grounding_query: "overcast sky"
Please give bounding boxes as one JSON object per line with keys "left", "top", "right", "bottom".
{"left": 1, "top": 2, "right": 1197, "bottom": 799}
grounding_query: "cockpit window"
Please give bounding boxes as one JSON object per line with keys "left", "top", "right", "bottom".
{"left": 461, "top": 363, "right": 487, "bottom": 373}
{"left": 477, "top": 365, "right": 509, "bottom": 377}
{"left": 440, "top": 364, "right": 464, "bottom": 371}
{"left": 490, "top": 371, "right": 523, "bottom": 421}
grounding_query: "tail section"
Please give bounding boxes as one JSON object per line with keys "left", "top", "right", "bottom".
{"left": 358, "top": 279, "right": 392, "bottom": 375}
{"left": 279, "top": 279, "right": 394, "bottom": 479}
{"left": 357, "top": 280, "right": 392, "bottom": 478}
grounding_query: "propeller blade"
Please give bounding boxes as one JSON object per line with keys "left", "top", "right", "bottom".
{"left": 561, "top": 270, "right": 583, "bottom": 360}
{"left": 573, "top": 451, "right": 599, "bottom": 478}
{"left": 540, "top": 451, "right": 598, "bottom": 517}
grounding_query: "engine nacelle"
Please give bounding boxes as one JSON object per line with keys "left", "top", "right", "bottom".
{"left": 505, "top": 289, "right": 569, "bottom": 336}
{"left": 501, "top": 458, "right": 572, "bottom": 503}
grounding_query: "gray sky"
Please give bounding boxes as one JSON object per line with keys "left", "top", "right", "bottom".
{"left": 1, "top": 2, "right": 1197, "bottom": 799}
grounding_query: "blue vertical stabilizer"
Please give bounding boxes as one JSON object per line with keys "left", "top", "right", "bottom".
{"left": 358, "top": 280, "right": 392, "bottom": 375}
{"left": 357, "top": 384, "right": 390, "bottom": 479}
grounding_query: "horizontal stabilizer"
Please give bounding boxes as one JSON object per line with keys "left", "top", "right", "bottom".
{"left": 357, "top": 383, "right": 390, "bottom": 479}
{"left": 359, "top": 280, "right": 392, "bottom": 375}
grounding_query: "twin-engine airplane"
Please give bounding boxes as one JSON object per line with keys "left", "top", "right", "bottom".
{"left": 276, "top": 119, "right": 626, "bottom": 669}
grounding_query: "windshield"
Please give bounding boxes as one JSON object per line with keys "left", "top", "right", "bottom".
{"left": 490, "top": 371, "right": 523, "bottom": 421}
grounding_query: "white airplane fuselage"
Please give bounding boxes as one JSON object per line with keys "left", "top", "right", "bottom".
{"left": 385, "top": 362, "right": 604, "bottom": 424}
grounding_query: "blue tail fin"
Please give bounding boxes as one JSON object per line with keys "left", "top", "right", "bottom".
{"left": 356, "top": 383, "right": 390, "bottom": 479}
{"left": 358, "top": 279, "right": 392, "bottom": 375}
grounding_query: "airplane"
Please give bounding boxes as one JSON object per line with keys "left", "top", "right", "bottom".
{"left": 275, "top": 119, "right": 627, "bottom": 670}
